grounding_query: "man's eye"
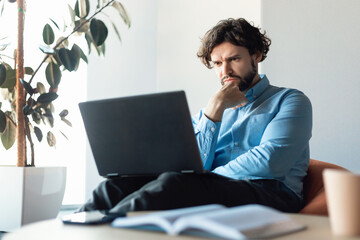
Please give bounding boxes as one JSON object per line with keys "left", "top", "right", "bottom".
{"left": 213, "top": 62, "right": 221, "bottom": 66}
{"left": 231, "top": 57, "right": 240, "bottom": 62}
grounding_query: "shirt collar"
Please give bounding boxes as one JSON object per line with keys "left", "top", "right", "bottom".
{"left": 245, "top": 74, "right": 269, "bottom": 102}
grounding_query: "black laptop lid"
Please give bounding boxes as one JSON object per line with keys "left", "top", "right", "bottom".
{"left": 79, "top": 91, "right": 204, "bottom": 177}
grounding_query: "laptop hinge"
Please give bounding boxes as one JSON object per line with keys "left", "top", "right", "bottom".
{"left": 106, "top": 173, "right": 119, "bottom": 177}
{"left": 181, "top": 170, "right": 195, "bottom": 174}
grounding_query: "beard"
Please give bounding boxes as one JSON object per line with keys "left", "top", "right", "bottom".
{"left": 221, "top": 59, "right": 257, "bottom": 91}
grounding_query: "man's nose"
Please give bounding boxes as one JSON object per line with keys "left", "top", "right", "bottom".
{"left": 222, "top": 61, "right": 233, "bottom": 76}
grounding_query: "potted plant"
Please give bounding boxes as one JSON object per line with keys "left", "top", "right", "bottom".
{"left": 0, "top": 0, "right": 130, "bottom": 231}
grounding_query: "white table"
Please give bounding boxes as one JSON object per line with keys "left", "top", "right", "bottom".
{"left": 3, "top": 214, "right": 360, "bottom": 240}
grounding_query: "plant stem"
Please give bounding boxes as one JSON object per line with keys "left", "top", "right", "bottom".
{"left": 16, "top": 0, "right": 26, "bottom": 167}
{"left": 28, "top": 0, "right": 115, "bottom": 85}
{"left": 25, "top": 116, "right": 35, "bottom": 166}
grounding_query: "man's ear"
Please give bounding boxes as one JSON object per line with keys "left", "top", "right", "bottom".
{"left": 253, "top": 52, "right": 263, "bottom": 63}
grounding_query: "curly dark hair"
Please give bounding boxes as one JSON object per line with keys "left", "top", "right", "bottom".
{"left": 197, "top": 18, "right": 271, "bottom": 69}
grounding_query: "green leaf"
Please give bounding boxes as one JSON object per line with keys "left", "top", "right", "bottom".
{"left": 0, "top": 64, "right": 6, "bottom": 86}
{"left": 85, "top": 32, "right": 92, "bottom": 54}
{"left": 0, "top": 69, "right": 16, "bottom": 90}
{"left": 59, "top": 109, "right": 69, "bottom": 118}
{"left": 84, "top": 32, "right": 101, "bottom": 56}
{"left": 74, "top": 1, "right": 79, "bottom": 18}
{"left": 45, "top": 62, "right": 61, "bottom": 87}
{"left": 70, "top": 46, "right": 81, "bottom": 71}
{"left": 0, "top": 43, "right": 10, "bottom": 51}
{"left": 49, "top": 18, "right": 60, "bottom": 31}
{"left": 100, "top": 11, "right": 121, "bottom": 43}
{"left": 111, "top": 21, "right": 122, "bottom": 43}
{"left": 99, "top": 43, "right": 106, "bottom": 56}
{"left": 37, "top": 82, "right": 46, "bottom": 94}
{"left": 58, "top": 48, "right": 79, "bottom": 72}
{"left": 39, "top": 45, "right": 55, "bottom": 54}
{"left": 59, "top": 110, "right": 72, "bottom": 127}
{"left": 111, "top": 1, "right": 131, "bottom": 28}
{"left": 47, "top": 131, "right": 56, "bottom": 147}
{"left": 34, "top": 126, "right": 43, "bottom": 142}
{"left": 68, "top": 4, "right": 76, "bottom": 28}
{"left": 0, "top": 62, "right": 11, "bottom": 70}
{"left": 0, "top": 109, "right": 6, "bottom": 133}
{"left": 1, "top": 113, "right": 16, "bottom": 150}
{"left": 52, "top": 49, "right": 63, "bottom": 66}
{"left": 94, "top": 44, "right": 101, "bottom": 56}
{"left": 43, "top": 108, "right": 54, "bottom": 127}
{"left": 62, "top": 118, "right": 72, "bottom": 127}
{"left": 71, "top": 44, "right": 87, "bottom": 70}
{"left": 75, "top": 0, "right": 90, "bottom": 18}
{"left": 75, "top": 44, "right": 88, "bottom": 63}
{"left": 25, "top": 67, "right": 34, "bottom": 75}
{"left": 49, "top": 103, "right": 55, "bottom": 113}
{"left": 37, "top": 92, "right": 58, "bottom": 104}
{"left": 59, "top": 130, "right": 69, "bottom": 140}
{"left": 32, "top": 110, "right": 42, "bottom": 125}
{"left": 19, "top": 78, "right": 34, "bottom": 95}
{"left": 90, "top": 18, "right": 108, "bottom": 46}
{"left": 43, "top": 24, "right": 55, "bottom": 45}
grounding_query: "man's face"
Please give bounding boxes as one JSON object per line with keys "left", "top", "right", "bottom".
{"left": 210, "top": 42, "right": 260, "bottom": 92}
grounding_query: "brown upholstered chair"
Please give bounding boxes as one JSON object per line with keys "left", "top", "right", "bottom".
{"left": 299, "top": 158, "right": 348, "bottom": 215}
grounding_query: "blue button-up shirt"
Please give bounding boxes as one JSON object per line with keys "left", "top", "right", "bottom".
{"left": 192, "top": 75, "right": 312, "bottom": 197}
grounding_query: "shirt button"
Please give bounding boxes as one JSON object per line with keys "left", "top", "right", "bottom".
{"left": 204, "top": 153, "right": 207, "bottom": 157}
{"left": 210, "top": 127, "right": 215, "bottom": 132}
{"left": 234, "top": 142, "right": 239, "bottom": 146}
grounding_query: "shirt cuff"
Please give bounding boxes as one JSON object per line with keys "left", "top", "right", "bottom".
{"left": 195, "top": 114, "right": 221, "bottom": 137}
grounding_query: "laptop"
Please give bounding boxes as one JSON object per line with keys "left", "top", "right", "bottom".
{"left": 79, "top": 91, "right": 204, "bottom": 178}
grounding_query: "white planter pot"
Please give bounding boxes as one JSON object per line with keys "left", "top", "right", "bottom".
{"left": 0, "top": 166, "right": 66, "bottom": 232}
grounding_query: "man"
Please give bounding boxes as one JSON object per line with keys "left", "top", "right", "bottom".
{"left": 80, "top": 18, "right": 312, "bottom": 214}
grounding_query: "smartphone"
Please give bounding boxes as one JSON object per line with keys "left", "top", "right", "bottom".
{"left": 61, "top": 210, "right": 124, "bottom": 225}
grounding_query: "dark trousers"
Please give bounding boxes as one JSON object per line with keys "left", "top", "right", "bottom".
{"left": 79, "top": 172, "right": 304, "bottom": 214}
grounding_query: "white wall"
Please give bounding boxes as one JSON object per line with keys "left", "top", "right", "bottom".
{"left": 261, "top": 0, "right": 360, "bottom": 171}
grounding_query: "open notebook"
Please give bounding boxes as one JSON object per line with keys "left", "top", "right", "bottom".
{"left": 112, "top": 204, "right": 306, "bottom": 239}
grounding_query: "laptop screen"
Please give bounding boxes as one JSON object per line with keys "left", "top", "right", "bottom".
{"left": 79, "top": 91, "right": 204, "bottom": 177}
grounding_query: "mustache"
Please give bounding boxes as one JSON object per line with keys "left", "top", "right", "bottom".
{"left": 221, "top": 75, "right": 242, "bottom": 84}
